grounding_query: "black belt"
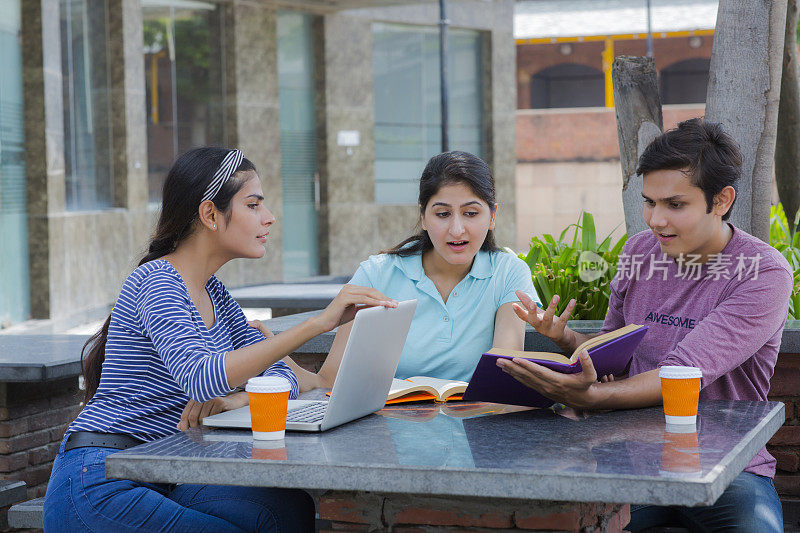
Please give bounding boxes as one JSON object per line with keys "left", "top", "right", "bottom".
{"left": 64, "top": 431, "right": 144, "bottom": 452}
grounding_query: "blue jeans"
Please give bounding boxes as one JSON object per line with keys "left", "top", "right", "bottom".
{"left": 628, "top": 471, "right": 783, "bottom": 532}
{"left": 43, "top": 444, "right": 315, "bottom": 532}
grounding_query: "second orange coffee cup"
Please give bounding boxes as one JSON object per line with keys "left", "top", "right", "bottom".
{"left": 246, "top": 376, "right": 291, "bottom": 440}
{"left": 659, "top": 365, "right": 702, "bottom": 425}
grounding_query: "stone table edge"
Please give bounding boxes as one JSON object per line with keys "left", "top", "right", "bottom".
{"left": 694, "top": 401, "right": 785, "bottom": 505}
{"left": 103, "top": 453, "right": 711, "bottom": 506}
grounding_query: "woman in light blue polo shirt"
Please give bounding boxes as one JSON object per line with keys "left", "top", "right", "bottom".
{"left": 290, "top": 151, "right": 536, "bottom": 386}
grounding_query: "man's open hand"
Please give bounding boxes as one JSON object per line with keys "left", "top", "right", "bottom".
{"left": 496, "top": 350, "right": 598, "bottom": 409}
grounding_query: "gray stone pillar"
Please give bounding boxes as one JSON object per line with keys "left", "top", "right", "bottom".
{"left": 216, "top": 1, "right": 283, "bottom": 285}
{"left": 485, "top": 1, "right": 517, "bottom": 250}
{"left": 22, "top": 0, "right": 151, "bottom": 324}
{"left": 207, "top": 7, "right": 226, "bottom": 147}
{"left": 88, "top": 0, "right": 113, "bottom": 204}
{"left": 22, "top": 0, "right": 65, "bottom": 319}
{"left": 107, "top": 0, "right": 148, "bottom": 212}
{"left": 316, "top": 13, "right": 380, "bottom": 276}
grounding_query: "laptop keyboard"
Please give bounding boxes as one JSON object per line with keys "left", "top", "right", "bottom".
{"left": 287, "top": 402, "right": 327, "bottom": 423}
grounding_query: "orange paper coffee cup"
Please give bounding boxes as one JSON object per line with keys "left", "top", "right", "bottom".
{"left": 659, "top": 366, "right": 702, "bottom": 425}
{"left": 246, "top": 376, "right": 291, "bottom": 440}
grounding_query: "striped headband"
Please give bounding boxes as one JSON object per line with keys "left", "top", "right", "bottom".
{"left": 201, "top": 149, "right": 244, "bottom": 203}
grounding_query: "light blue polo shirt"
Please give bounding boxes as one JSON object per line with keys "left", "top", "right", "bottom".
{"left": 349, "top": 249, "right": 536, "bottom": 382}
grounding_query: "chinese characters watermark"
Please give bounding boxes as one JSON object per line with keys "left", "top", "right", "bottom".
{"left": 611, "top": 253, "right": 762, "bottom": 282}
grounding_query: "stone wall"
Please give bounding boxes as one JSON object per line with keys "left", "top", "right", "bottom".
{"left": 768, "top": 354, "right": 800, "bottom": 499}
{"left": 514, "top": 105, "right": 705, "bottom": 251}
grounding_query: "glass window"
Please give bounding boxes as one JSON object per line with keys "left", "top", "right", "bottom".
{"left": 278, "top": 11, "right": 319, "bottom": 279}
{"left": 0, "top": 0, "right": 30, "bottom": 326}
{"left": 373, "top": 23, "right": 484, "bottom": 205}
{"left": 143, "top": 1, "right": 226, "bottom": 202}
{"left": 60, "top": 0, "right": 114, "bottom": 210}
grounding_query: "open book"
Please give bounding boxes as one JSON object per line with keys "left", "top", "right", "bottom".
{"left": 324, "top": 376, "right": 467, "bottom": 404}
{"left": 387, "top": 376, "right": 468, "bottom": 404}
{"left": 462, "top": 324, "right": 648, "bottom": 408}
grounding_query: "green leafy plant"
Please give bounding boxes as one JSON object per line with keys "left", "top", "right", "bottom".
{"left": 770, "top": 204, "right": 800, "bottom": 319}
{"left": 519, "top": 212, "right": 626, "bottom": 320}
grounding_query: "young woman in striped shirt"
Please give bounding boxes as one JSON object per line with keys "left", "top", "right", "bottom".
{"left": 43, "top": 147, "right": 396, "bottom": 532}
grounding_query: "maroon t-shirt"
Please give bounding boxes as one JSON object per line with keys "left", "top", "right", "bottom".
{"left": 601, "top": 224, "right": 792, "bottom": 477}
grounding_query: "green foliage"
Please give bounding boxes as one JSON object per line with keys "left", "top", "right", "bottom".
{"left": 770, "top": 204, "right": 800, "bottom": 319}
{"left": 521, "top": 205, "right": 800, "bottom": 321}
{"left": 519, "top": 212, "right": 626, "bottom": 320}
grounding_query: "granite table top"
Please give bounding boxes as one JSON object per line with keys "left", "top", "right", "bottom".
{"left": 106, "top": 399, "right": 784, "bottom": 507}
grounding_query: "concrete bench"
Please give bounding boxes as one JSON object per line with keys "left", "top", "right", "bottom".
{"left": 0, "top": 480, "right": 30, "bottom": 529}
{"left": 6, "top": 497, "right": 333, "bottom": 532}
{"left": 0, "top": 480, "right": 26, "bottom": 510}
{"left": 230, "top": 279, "right": 346, "bottom": 317}
{"left": 8, "top": 496, "right": 43, "bottom": 529}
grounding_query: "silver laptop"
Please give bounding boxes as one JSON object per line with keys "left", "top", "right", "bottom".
{"left": 203, "top": 299, "right": 417, "bottom": 432}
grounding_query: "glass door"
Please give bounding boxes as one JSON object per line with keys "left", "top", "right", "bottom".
{"left": 0, "top": 0, "right": 30, "bottom": 327}
{"left": 278, "top": 11, "right": 319, "bottom": 279}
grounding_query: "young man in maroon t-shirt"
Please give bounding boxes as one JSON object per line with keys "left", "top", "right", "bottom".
{"left": 504, "top": 119, "right": 791, "bottom": 532}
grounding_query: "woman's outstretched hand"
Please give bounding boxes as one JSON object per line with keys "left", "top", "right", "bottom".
{"left": 512, "top": 291, "right": 577, "bottom": 349}
{"left": 313, "top": 284, "right": 398, "bottom": 333}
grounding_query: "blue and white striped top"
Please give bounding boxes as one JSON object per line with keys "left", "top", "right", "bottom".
{"left": 68, "top": 260, "right": 298, "bottom": 442}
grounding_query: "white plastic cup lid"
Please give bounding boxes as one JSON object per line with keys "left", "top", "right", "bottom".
{"left": 245, "top": 376, "right": 291, "bottom": 394}
{"left": 659, "top": 366, "right": 702, "bottom": 379}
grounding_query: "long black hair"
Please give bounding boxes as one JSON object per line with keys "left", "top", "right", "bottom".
{"left": 80, "top": 147, "right": 256, "bottom": 404}
{"left": 385, "top": 151, "right": 499, "bottom": 256}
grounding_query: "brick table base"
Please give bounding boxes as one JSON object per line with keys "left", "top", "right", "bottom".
{"left": 769, "top": 353, "right": 800, "bottom": 498}
{"left": 0, "top": 378, "right": 81, "bottom": 531}
{"left": 318, "top": 491, "right": 630, "bottom": 532}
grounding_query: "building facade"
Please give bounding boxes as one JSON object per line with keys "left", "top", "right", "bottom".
{"left": 0, "top": 0, "right": 516, "bottom": 329}
{"left": 513, "top": 0, "right": 716, "bottom": 250}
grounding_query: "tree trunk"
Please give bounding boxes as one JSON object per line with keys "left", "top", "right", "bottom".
{"left": 705, "top": 0, "right": 787, "bottom": 241}
{"left": 612, "top": 56, "right": 663, "bottom": 237}
{"left": 776, "top": 0, "right": 800, "bottom": 233}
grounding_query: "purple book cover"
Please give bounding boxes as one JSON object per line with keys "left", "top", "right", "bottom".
{"left": 462, "top": 326, "right": 648, "bottom": 408}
